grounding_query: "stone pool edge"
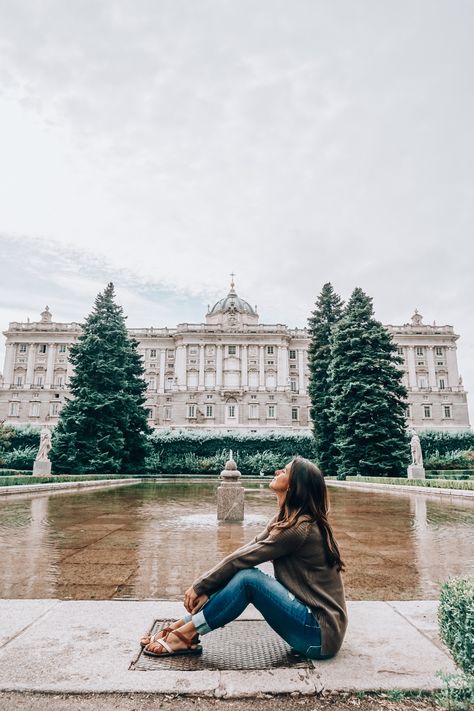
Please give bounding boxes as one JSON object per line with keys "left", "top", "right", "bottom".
{"left": 327, "top": 480, "right": 474, "bottom": 499}
{"left": 0, "top": 478, "right": 141, "bottom": 496}
{"left": 0, "top": 599, "right": 457, "bottom": 696}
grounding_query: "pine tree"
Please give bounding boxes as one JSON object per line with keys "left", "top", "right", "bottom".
{"left": 329, "top": 288, "right": 409, "bottom": 477}
{"left": 50, "top": 283, "right": 151, "bottom": 474}
{"left": 307, "top": 283, "right": 344, "bottom": 475}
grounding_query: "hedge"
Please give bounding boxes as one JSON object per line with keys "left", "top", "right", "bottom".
{"left": 419, "top": 431, "right": 474, "bottom": 456}
{"left": 344, "top": 476, "right": 474, "bottom": 491}
{"left": 0, "top": 475, "right": 136, "bottom": 487}
{"left": 438, "top": 577, "right": 474, "bottom": 675}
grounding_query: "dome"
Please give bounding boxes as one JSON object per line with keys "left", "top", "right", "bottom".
{"left": 209, "top": 284, "right": 257, "bottom": 316}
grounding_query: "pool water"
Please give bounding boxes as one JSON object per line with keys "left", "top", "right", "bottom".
{"left": 0, "top": 481, "right": 472, "bottom": 600}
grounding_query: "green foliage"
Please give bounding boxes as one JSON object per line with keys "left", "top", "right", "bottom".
{"left": 307, "top": 282, "right": 344, "bottom": 476}
{"left": 144, "top": 448, "right": 286, "bottom": 475}
{"left": 427, "top": 471, "right": 474, "bottom": 480}
{"left": 0, "top": 446, "right": 37, "bottom": 470}
{"left": 419, "top": 431, "right": 474, "bottom": 457}
{"left": 0, "top": 469, "right": 33, "bottom": 476}
{"left": 0, "top": 421, "right": 15, "bottom": 454}
{"left": 345, "top": 475, "right": 474, "bottom": 490}
{"left": 425, "top": 451, "right": 474, "bottom": 470}
{"left": 329, "top": 288, "right": 409, "bottom": 477}
{"left": 0, "top": 474, "right": 134, "bottom": 487}
{"left": 5, "top": 424, "right": 41, "bottom": 450}
{"left": 50, "top": 283, "right": 152, "bottom": 474}
{"left": 436, "top": 671, "right": 474, "bottom": 710}
{"left": 439, "top": 577, "right": 474, "bottom": 675}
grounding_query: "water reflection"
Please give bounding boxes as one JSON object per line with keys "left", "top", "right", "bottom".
{"left": 0, "top": 482, "right": 472, "bottom": 601}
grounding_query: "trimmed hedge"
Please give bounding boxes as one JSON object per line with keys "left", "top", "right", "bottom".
{"left": 427, "top": 470, "right": 474, "bottom": 480}
{"left": 344, "top": 476, "right": 474, "bottom": 491}
{"left": 0, "top": 469, "right": 34, "bottom": 476}
{"left": 419, "top": 431, "right": 474, "bottom": 456}
{"left": 438, "top": 577, "right": 474, "bottom": 675}
{"left": 0, "top": 474, "right": 136, "bottom": 487}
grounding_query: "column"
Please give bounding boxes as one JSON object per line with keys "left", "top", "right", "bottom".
{"left": 241, "top": 345, "right": 248, "bottom": 388}
{"left": 298, "top": 349, "right": 305, "bottom": 393}
{"left": 175, "top": 345, "right": 186, "bottom": 387}
{"left": 45, "top": 344, "right": 56, "bottom": 388}
{"left": 216, "top": 345, "right": 223, "bottom": 388}
{"left": 198, "top": 345, "right": 205, "bottom": 389}
{"left": 277, "top": 345, "right": 288, "bottom": 388}
{"left": 3, "top": 343, "right": 16, "bottom": 386}
{"left": 446, "top": 346, "right": 460, "bottom": 388}
{"left": 25, "top": 344, "right": 36, "bottom": 386}
{"left": 66, "top": 346, "right": 74, "bottom": 385}
{"left": 407, "top": 347, "right": 417, "bottom": 389}
{"left": 158, "top": 348, "right": 166, "bottom": 392}
{"left": 426, "top": 346, "right": 436, "bottom": 389}
{"left": 259, "top": 345, "right": 265, "bottom": 389}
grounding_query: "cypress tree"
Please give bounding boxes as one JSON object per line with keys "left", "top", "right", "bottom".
{"left": 50, "top": 283, "right": 151, "bottom": 474}
{"left": 329, "top": 287, "right": 408, "bottom": 477}
{"left": 307, "top": 283, "right": 344, "bottom": 475}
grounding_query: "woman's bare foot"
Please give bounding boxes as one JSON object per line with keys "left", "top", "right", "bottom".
{"left": 140, "top": 618, "right": 186, "bottom": 647}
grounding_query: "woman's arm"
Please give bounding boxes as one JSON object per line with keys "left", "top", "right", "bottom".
{"left": 192, "top": 520, "right": 310, "bottom": 596}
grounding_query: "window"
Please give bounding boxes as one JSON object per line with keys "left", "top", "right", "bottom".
{"left": 187, "top": 404, "right": 196, "bottom": 418}
{"left": 206, "top": 394, "right": 213, "bottom": 399}
{"left": 397, "top": 347, "right": 404, "bottom": 356}
{"left": 165, "top": 377, "right": 173, "bottom": 390}
{"left": 146, "top": 408, "right": 153, "bottom": 419}
{"left": 19, "top": 344, "right": 27, "bottom": 353}
{"left": 267, "top": 405, "right": 276, "bottom": 418}
{"left": 416, "top": 347, "right": 424, "bottom": 356}
{"left": 59, "top": 344, "right": 67, "bottom": 353}
{"left": 38, "top": 344, "right": 47, "bottom": 354}
{"left": 290, "top": 379, "right": 297, "bottom": 392}
{"left": 29, "top": 402, "right": 40, "bottom": 417}
{"left": 166, "top": 396, "right": 172, "bottom": 402}
{"left": 249, "top": 404, "right": 259, "bottom": 419}
{"left": 289, "top": 350, "right": 296, "bottom": 360}
{"left": 443, "top": 405, "right": 452, "bottom": 419}
{"left": 164, "top": 406, "right": 172, "bottom": 420}
{"left": 228, "top": 345, "right": 236, "bottom": 356}
{"left": 436, "top": 360, "right": 445, "bottom": 366}
{"left": 148, "top": 378, "right": 156, "bottom": 390}
{"left": 35, "top": 375, "right": 44, "bottom": 386}
{"left": 250, "top": 394, "right": 257, "bottom": 400}
{"left": 15, "top": 375, "right": 23, "bottom": 385}
{"left": 418, "top": 377, "right": 427, "bottom": 388}
{"left": 439, "top": 378, "right": 446, "bottom": 390}
{"left": 291, "top": 407, "right": 299, "bottom": 421}
{"left": 50, "top": 402, "right": 60, "bottom": 417}
{"left": 290, "top": 363, "right": 297, "bottom": 369}
{"left": 423, "top": 405, "right": 432, "bottom": 419}
{"left": 435, "top": 347, "right": 443, "bottom": 356}
{"left": 267, "top": 346, "right": 274, "bottom": 355}
{"left": 227, "top": 404, "right": 236, "bottom": 418}
{"left": 267, "top": 360, "right": 274, "bottom": 365}
{"left": 8, "top": 401, "right": 20, "bottom": 417}
{"left": 55, "top": 376, "right": 64, "bottom": 387}
{"left": 150, "top": 349, "right": 157, "bottom": 358}
{"left": 268, "top": 395, "right": 275, "bottom": 401}
{"left": 205, "top": 405, "right": 214, "bottom": 418}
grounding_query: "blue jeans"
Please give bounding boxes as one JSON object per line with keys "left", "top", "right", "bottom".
{"left": 183, "top": 568, "right": 322, "bottom": 659}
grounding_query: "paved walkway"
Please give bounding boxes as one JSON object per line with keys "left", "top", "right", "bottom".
{"left": 0, "top": 599, "right": 456, "bottom": 697}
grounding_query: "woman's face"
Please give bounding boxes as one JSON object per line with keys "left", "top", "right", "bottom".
{"left": 269, "top": 461, "right": 291, "bottom": 494}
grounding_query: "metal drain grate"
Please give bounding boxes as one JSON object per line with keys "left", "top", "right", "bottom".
{"left": 131, "top": 619, "right": 312, "bottom": 671}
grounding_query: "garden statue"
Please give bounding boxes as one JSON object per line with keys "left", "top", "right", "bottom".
{"left": 407, "top": 429, "right": 426, "bottom": 480}
{"left": 33, "top": 426, "right": 52, "bottom": 476}
{"left": 217, "top": 450, "right": 245, "bottom": 521}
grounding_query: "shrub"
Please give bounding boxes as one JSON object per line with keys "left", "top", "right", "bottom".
{"left": 425, "top": 450, "right": 474, "bottom": 470}
{"left": 439, "top": 577, "right": 474, "bottom": 675}
{"left": 419, "top": 431, "right": 474, "bottom": 457}
{"left": 1, "top": 446, "right": 37, "bottom": 470}
{"left": 344, "top": 476, "right": 474, "bottom": 490}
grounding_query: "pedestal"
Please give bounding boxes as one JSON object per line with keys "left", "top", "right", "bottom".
{"left": 33, "top": 459, "right": 52, "bottom": 476}
{"left": 217, "top": 471, "right": 245, "bottom": 521}
{"left": 407, "top": 464, "right": 426, "bottom": 480}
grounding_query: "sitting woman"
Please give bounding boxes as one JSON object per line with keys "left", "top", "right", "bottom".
{"left": 142, "top": 456, "right": 347, "bottom": 660}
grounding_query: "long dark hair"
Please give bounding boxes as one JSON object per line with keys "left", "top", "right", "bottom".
{"left": 272, "top": 456, "right": 345, "bottom": 572}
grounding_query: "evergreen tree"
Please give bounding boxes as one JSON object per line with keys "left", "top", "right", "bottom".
{"left": 329, "top": 288, "right": 409, "bottom": 477}
{"left": 50, "top": 283, "right": 151, "bottom": 473}
{"left": 307, "top": 283, "right": 344, "bottom": 475}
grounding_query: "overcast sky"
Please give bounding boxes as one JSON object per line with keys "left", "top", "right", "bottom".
{"left": 0, "top": 1, "right": 473, "bottom": 424}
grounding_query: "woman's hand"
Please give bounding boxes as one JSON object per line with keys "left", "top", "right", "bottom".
{"left": 184, "top": 585, "right": 209, "bottom": 614}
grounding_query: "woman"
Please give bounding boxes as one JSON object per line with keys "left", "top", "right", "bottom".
{"left": 142, "top": 457, "right": 347, "bottom": 660}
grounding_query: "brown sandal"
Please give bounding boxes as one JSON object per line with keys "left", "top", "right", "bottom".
{"left": 143, "top": 629, "right": 202, "bottom": 658}
{"left": 140, "top": 627, "right": 174, "bottom": 648}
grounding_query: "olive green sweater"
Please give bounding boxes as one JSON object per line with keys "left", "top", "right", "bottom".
{"left": 192, "top": 514, "right": 348, "bottom": 657}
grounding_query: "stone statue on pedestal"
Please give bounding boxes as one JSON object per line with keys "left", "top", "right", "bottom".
{"left": 33, "top": 426, "right": 52, "bottom": 476}
{"left": 217, "top": 450, "right": 245, "bottom": 521}
{"left": 407, "top": 429, "right": 426, "bottom": 480}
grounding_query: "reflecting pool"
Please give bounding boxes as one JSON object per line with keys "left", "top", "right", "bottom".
{"left": 0, "top": 481, "right": 473, "bottom": 600}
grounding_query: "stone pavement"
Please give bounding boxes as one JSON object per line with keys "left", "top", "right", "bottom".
{"left": 0, "top": 599, "right": 456, "bottom": 697}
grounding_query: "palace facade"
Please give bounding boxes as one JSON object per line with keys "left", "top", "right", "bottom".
{"left": 0, "top": 281, "right": 471, "bottom": 432}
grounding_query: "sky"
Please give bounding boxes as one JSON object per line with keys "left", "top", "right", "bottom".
{"left": 0, "top": 0, "right": 473, "bottom": 424}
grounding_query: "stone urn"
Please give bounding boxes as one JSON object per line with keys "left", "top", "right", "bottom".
{"left": 217, "top": 450, "right": 245, "bottom": 521}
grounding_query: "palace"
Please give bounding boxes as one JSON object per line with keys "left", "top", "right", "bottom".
{"left": 0, "top": 281, "right": 471, "bottom": 432}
